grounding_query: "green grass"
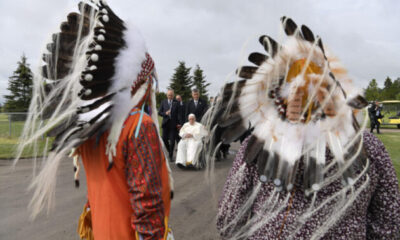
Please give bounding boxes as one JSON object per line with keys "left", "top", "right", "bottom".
{"left": 376, "top": 132, "right": 400, "bottom": 180}
{"left": 0, "top": 120, "right": 25, "bottom": 138}
{"left": 0, "top": 115, "right": 50, "bottom": 159}
{"left": 0, "top": 116, "right": 399, "bottom": 183}
{"left": 0, "top": 137, "right": 50, "bottom": 159}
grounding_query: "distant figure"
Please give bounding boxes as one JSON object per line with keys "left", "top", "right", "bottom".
{"left": 176, "top": 114, "right": 207, "bottom": 169}
{"left": 186, "top": 89, "right": 208, "bottom": 122}
{"left": 369, "top": 101, "right": 383, "bottom": 134}
{"left": 175, "top": 94, "right": 186, "bottom": 143}
{"left": 209, "top": 97, "right": 215, "bottom": 104}
{"left": 158, "top": 89, "right": 181, "bottom": 160}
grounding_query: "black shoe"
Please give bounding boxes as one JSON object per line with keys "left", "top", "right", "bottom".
{"left": 176, "top": 163, "right": 185, "bottom": 169}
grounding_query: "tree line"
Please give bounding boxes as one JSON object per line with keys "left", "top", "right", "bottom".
{"left": 156, "top": 61, "right": 210, "bottom": 107}
{"left": 1, "top": 55, "right": 211, "bottom": 114}
{"left": 2, "top": 54, "right": 399, "bottom": 115}
{"left": 2, "top": 55, "right": 33, "bottom": 120}
{"left": 364, "top": 77, "right": 400, "bottom": 101}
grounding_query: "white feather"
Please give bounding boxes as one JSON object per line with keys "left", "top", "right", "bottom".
{"left": 106, "top": 81, "right": 149, "bottom": 161}
{"left": 105, "top": 21, "right": 149, "bottom": 161}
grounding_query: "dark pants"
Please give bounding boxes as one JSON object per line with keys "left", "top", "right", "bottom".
{"left": 370, "top": 118, "right": 380, "bottom": 134}
{"left": 176, "top": 132, "right": 181, "bottom": 144}
{"left": 162, "top": 126, "right": 176, "bottom": 160}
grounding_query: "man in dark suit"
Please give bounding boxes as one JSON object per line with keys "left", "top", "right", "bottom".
{"left": 175, "top": 94, "right": 185, "bottom": 143}
{"left": 369, "top": 101, "right": 384, "bottom": 134}
{"left": 185, "top": 89, "right": 208, "bottom": 122}
{"left": 158, "top": 89, "right": 181, "bottom": 160}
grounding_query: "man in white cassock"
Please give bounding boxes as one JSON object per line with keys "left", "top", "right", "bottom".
{"left": 176, "top": 114, "right": 207, "bottom": 169}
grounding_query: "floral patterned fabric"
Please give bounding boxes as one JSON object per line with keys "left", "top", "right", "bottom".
{"left": 217, "top": 132, "right": 400, "bottom": 239}
{"left": 124, "top": 120, "right": 166, "bottom": 240}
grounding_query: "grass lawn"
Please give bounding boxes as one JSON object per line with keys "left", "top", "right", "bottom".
{"left": 376, "top": 132, "right": 400, "bottom": 180}
{"left": 0, "top": 116, "right": 399, "bottom": 182}
{"left": 0, "top": 114, "right": 50, "bottom": 159}
{"left": 0, "top": 137, "right": 50, "bottom": 159}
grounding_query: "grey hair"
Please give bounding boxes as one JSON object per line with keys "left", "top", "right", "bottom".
{"left": 188, "top": 113, "right": 196, "bottom": 120}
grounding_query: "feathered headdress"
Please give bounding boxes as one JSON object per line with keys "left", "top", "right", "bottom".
{"left": 15, "top": 0, "right": 170, "bottom": 218}
{"left": 203, "top": 17, "right": 369, "bottom": 193}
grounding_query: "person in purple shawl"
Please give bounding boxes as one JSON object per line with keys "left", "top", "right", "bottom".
{"left": 201, "top": 17, "right": 400, "bottom": 240}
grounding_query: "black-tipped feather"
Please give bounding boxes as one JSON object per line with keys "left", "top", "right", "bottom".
{"left": 221, "top": 80, "right": 247, "bottom": 103}
{"left": 217, "top": 111, "right": 243, "bottom": 128}
{"left": 317, "top": 38, "right": 325, "bottom": 55}
{"left": 285, "top": 161, "right": 299, "bottom": 190}
{"left": 79, "top": 83, "right": 111, "bottom": 100}
{"left": 257, "top": 150, "right": 269, "bottom": 178}
{"left": 77, "top": 93, "right": 116, "bottom": 113}
{"left": 281, "top": 17, "right": 298, "bottom": 36}
{"left": 273, "top": 160, "right": 289, "bottom": 187}
{"left": 263, "top": 153, "right": 280, "bottom": 182}
{"left": 301, "top": 25, "right": 315, "bottom": 43}
{"left": 244, "top": 135, "right": 264, "bottom": 164}
{"left": 237, "top": 66, "right": 258, "bottom": 79}
{"left": 248, "top": 52, "right": 268, "bottom": 66}
{"left": 78, "top": 115, "right": 111, "bottom": 142}
{"left": 259, "top": 35, "right": 279, "bottom": 57}
{"left": 347, "top": 95, "right": 368, "bottom": 109}
{"left": 47, "top": 115, "right": 79, "bottom": 137}
{"left": 220, "top": 121, "right": 246, "bottom": 144}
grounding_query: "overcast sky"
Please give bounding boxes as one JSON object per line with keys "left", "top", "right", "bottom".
{"left": 0, "top": 0, "right": 399, "bottom": 104}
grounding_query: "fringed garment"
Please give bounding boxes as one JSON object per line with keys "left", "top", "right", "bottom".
{"left": 79, "top": 109, "right": 171, "bottom": 240}
{"left": 217, "top": 132, "right": 400, "bottom": 239}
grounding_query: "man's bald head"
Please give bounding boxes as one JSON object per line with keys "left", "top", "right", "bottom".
{"left": 167, "top": 89, "right": 174, "bottom": 100}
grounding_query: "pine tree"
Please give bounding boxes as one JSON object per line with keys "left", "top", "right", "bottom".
{"left": 169, "top": 61, "right": 192, "bottom": 101}
{"left": 4, "top": 54, "right": 33, "bottom": 119}
{"left": 192, "top": 64, "right": 210, "bottom": 100}
{"left": 382, "top": 76, "right": 398, "bottom": 100}
{"left": 364, "top": 79, "right": 380, "bottom": 101}
{"left": 156, "top": 91, "right": 167, "bottom": 108}
{"left": 393, "top": 78, "right": 400, "bottom": 100}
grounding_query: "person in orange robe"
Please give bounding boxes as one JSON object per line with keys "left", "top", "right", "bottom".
{"left": 79, "top": 108, "right": 171, "bottom": 240}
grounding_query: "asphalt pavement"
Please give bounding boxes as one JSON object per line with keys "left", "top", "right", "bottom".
{"left": 0, "top": 145, "right": 238, "bottom": 240}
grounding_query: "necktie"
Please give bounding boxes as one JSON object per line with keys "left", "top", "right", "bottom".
{"left": 195, "top": 101, "right": 198, "bottom": 108}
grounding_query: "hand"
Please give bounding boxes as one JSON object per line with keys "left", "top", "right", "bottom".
{"left": 185, "top": 133, "right": 193, "bottom": 138}
{"left": 166, "top": 110, "right": 171, "bottom": 116}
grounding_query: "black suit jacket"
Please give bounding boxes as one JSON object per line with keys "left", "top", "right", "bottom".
{"left": 158, "top": 99, "right": 181, "bottom": 129}
{"left": 177, "top": 101, "right": 186, "bottom": 125}
{"left": 185, "top": 98, "right": 208, "bottom": 122}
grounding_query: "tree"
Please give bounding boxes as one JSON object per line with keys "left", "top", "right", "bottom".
{"left": 364, "top": 79, "right": 380, "bottom": 101}
{"left": 156, "top": 91, "right": 167, "bottom": 109}
{"left": 382, "top": 76, "right": 397, "bottom": 100}
{"left": 391, "top": 78, "right": 400, "bottom": 100}
{"left": 396, "top": 92, "right": 400, "bottom": 101}
{"left": 192, "top": 64, "right": 210, "bottom": 100}
{"left": 4, "top": 55, "right": 33, "bottom": 112}
{"left": 169, "top": 61, "right": 192, "bottom": 101}
{"left": 3, "top": 54, "right": 33, "bottom": 120}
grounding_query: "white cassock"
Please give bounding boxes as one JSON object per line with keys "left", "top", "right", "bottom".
{"left": 176, "top": 122, "right": 208, "bottom": 167}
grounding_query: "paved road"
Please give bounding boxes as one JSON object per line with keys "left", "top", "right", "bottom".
{"left": 371, "top": 127, "right": 400, "bottom": 133}
{"left": 0, "top": 145, "right": 238, "bottom": 240}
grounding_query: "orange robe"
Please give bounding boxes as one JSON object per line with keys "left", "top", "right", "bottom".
{"left": 79, "top": 109, "right": 171, "bottom": 240}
